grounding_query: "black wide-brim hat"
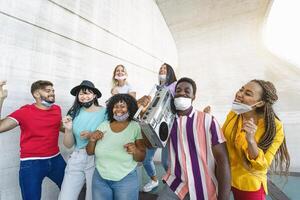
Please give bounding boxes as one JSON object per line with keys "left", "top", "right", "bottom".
{"left": 70, "top": 80, "right": 102, "bottom": 98}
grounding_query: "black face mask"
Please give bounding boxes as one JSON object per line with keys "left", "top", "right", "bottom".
{"left": 80, "top": 99, "right": 94, "bottom": 108}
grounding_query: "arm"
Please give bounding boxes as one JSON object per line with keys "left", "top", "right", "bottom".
{"left": 0, "top": 80, "right": 6, "bottom": 119}
{"left": 62, "top": 116, "right": 75, "bottom": 148}
{"left": 86, "top": 130, "right": 103, "bottom": 155}
{"left": 142, "top": 131, "right": 154, "bottom": 149}
{"left": 212, "top": 143, "right": 231, "bottom": 200}
{"left": 128, "top": 91, "right": 136, "bottom": 99}
{"left": 59, "top": 122, "right": 65, "bottom": 133}
{"left": 124, "top": 139, "right": 146, "bottom": 162}
{"left": 137, "top": 95, "right": 151, "bottom": 116}
{"left": 0, "top": 80, "right": 18, "bottom": 133}
{"left": 242, "top": 120, "right": 284, "bottom": 170}
{"left": 0, "top": 118, "right": 18, "bottom": 133}
{"left": 246, "top": 137, "right": 259, "bottom": 160}
{"left": 243, "top": 118, "right": 259, "bottom": 159}
{"left": 111, "top": 87, "right": 118, "bottom": 95}
{"left": 86, "top": 141, "right": 96, "bottom": 155}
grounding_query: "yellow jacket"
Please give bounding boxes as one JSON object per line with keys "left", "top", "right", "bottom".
{"left": 222, "top": 111, "right": 284, "bottom": 193}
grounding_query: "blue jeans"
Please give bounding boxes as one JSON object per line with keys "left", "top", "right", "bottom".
{"left": 92, "top": 168, "right": 139, "bottom": 200}
{"left": 19, "top": 154, "right": 66, "bottom": 200}
{"left": 143, "top": 147, "right": 169, "bottom": 177}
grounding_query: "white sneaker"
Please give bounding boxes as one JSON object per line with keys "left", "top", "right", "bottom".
{"left": 143, "top": 180, "right": 159, "bottom": 192}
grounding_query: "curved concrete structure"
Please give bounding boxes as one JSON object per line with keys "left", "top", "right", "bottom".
{"left": 0, "top": 0, "right": 299, "bottom": 199}
{"left": 156, "top": 0, "right": 300, "bottom": 172}
{"left": 0, "top": 1, "right": 177, "bottom": 199}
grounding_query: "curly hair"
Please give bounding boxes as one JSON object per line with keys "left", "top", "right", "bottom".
{"left": 106, "top": 94, "right": 138, "bottom": 122}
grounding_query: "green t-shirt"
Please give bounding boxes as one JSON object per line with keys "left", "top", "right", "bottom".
{"left": 95, "top": 120, "right": 142, "bottom": 181}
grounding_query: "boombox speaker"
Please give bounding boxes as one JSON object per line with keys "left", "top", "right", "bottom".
{"left": 138, "top": 87, "right": 175, "bottom": 148}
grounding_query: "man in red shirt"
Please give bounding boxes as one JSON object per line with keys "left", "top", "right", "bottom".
{"left": 0, "top": 80, "right": 66, "bottom": 200}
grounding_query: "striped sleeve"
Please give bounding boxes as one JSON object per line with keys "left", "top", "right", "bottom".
{"left": 210, "top": 116, "right": 226, "bottom": 146}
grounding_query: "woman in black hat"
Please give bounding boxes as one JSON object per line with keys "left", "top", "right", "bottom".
{"left": 59, "top": 80, "right": 107, "bottom": 200}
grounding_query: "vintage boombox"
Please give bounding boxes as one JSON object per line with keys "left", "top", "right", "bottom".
{"left": 138, "top": 87, "right": 175, "bottom": 148}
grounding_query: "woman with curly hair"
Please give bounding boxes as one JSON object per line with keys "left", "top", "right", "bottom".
{"left": 223, "top": 79, "right": 290, "bottom": 200}
{"left": 86, "top": 94, "right": 145, "bottom": 200}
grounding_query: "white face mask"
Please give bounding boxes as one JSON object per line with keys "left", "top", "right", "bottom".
{"left": 174, "top": 97, "right": 192, "bottom": 111}
{"left": 159, "top": 74, "right": 166, "bottom": 82}
{"left": 231, "top": 101, "right": 261, "bottom": 114}
{"left": 114, "top": 75, "right": 127, "bottom": 80}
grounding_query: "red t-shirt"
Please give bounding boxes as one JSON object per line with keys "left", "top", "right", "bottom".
{"left": 8, "top": 104, "right": 62, "bottom": 159}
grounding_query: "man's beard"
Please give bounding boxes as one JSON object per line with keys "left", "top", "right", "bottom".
{"left": 41, "top": 95, "right": 55, "bottom": 103}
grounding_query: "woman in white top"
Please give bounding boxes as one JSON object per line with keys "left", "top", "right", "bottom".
{"left": 142, "top": 63, "right": 177, "bottom": 193}
{"left": 111, "top": 64, "right": 136, "bottom": 98}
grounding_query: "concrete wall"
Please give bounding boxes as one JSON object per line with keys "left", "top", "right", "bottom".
{"left": 0, "top": 0, "right": 177, "bottom": 199}
{"left": 157, "top": 0, "right": 300, "bottom": 172}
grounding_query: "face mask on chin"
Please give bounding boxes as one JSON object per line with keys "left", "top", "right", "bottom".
{"left": 113, "top": 112, "right": 129, "bottom": 121}
{"left": 174, "top": 97, "right": 192, "bottom": 111}
{"left": 114, "top": 75, "right": 127, "bottom": 80}
{"left": 41, "top": 96, "right": 54, "bottom": 107}
{"left": 231, "top": 101, "right": 261, "bottom": 114}
{"left": 80, "top": 99, "right": 94, "bottom": 108}
{"left": 159, "top": 74, "right": 166, "bottom": 82}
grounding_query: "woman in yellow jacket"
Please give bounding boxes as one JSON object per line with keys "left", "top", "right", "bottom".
{"left": 222, "top": 79, "right": 290, "bottom": 200}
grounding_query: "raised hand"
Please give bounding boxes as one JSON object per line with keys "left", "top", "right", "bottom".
{"left": 242, "top": 118, "right": 257, "bottom": 143}
{"left": 0, "top": 80, "right": 8, "bottom": 100}
{"left": 62, "top": 116, "right": 73, "bottom": 131}
{"left": 124, "top": 142, "right": 137, "bottom": 155}
{"left": 203, "top": 105, "right": 211, "bottom": 114}
{"left": 137, "top": 95, "right": 152, "bottom": 113}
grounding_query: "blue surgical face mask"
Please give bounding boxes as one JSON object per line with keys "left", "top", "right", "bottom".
{"left": 41, "top": 97, "right": 54, "bottom": 107}
{"left": 113, "top": 112, "right": 129, "bottom": 121}
{"left": 231, "top": 101, "right": 261, "bottom": 114}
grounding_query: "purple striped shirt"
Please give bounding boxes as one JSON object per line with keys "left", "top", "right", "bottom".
{"left": 163, "top": 108, "right": 225, "bottom": 200}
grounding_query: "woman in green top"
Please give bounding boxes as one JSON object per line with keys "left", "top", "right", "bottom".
{"left": 86, "top": 94, "right": 145, "bottom": 200}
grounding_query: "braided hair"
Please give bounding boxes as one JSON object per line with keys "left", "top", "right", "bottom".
{"left": 251, "top": 79, "right": 290, "bottom": 175}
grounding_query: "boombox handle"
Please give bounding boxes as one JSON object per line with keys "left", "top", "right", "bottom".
{"left": 134, "top": 84, "right": 158, "bottom": 121}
